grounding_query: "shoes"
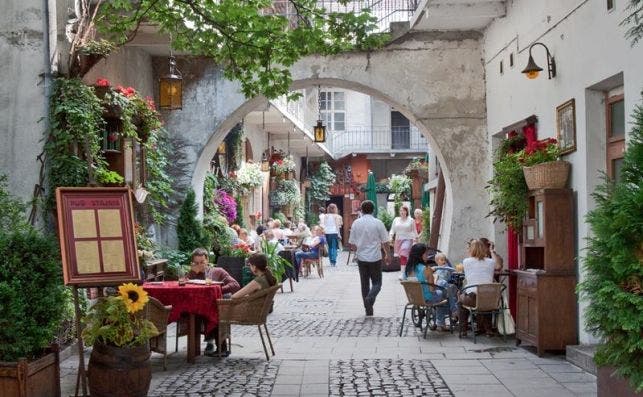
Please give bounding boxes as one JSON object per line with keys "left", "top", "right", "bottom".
{"left": 205, "top": 342, "right": 230, "bottom": 357}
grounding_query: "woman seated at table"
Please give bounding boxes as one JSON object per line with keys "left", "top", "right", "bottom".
{"left": 458, "top": 239, "right": 502, "bottom": 336}
{"left": 293, "top": 226, "right": 326, "bottom": 274}
{"left": 403, "top": 243, "right": 457, "bottom": 332}
{"left": 231, "top": 253, "right": 277, "bottom": 298}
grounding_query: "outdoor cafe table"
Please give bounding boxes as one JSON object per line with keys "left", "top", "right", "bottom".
{"left": 143, "top": 281, "right": 222, "bottom": 363}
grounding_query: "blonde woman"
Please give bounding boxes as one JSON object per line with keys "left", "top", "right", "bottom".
{"left": 457, "top": 239, "right": 502, "bottom": 336}
{"left": 389, "top": 205, "right": 418, "bottom": 278}
{"left": 323, "top": 203, "right": 343, "bottom": 266}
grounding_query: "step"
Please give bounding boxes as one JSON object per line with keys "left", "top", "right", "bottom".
{"left": 566, "top": 344, "right": 597, "bottom": 375}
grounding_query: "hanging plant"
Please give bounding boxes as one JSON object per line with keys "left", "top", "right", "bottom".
{"left": 309, "top": 161, "right": 336, "bottom": 203}
{"left": 272, "top": 155, "right": 296, "bottom": 175}
{"left": 236, "top": 162, "right": 264, "bottom": 188}
{"left": 214, "top": 189, "right": 237, "bottom": 225}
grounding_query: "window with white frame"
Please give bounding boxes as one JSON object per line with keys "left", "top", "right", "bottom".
{"left": 320, "top": 91, "right": 345, "bottom": 131}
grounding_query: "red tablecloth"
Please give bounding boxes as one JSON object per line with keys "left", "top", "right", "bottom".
{"left": 143, "top": 281, "right": 223, "bottom": 333}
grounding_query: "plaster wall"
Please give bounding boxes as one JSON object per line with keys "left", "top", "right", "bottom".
{"left": 483, "top": 0, "right": 643, "bottom": 344}
{"left": 171, "top": 31, "right": 489, "bottom": 259}
{"left": 0, "top": 0, "right": 49, "bottom": 203}
{"left": 84, "top": 47, "right": 155, "bottom": 98}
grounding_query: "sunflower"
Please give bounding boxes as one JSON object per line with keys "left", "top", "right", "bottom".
{"left": 117, "top": 283, "right": 149, "bottom": 313}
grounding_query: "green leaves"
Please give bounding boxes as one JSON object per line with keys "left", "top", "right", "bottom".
{"left": 97, "top": 0, "right": 389, "bottom": 99}
{"left": 578, "top": 97, "right": 643, "bottom": 392}
{"left": 310, "top": 161, "right": 336, "bottom": 203}
{"left": 487, "top": 150, "right": 528, "bottom": 230}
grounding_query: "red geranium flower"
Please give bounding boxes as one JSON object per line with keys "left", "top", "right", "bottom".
{"left": 95, "top": 78, "right": 110, "bottom": 87}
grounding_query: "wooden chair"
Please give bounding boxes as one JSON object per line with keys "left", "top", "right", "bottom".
{"left": 399, "top": 280, "right": 452, "bottom": 338}
{"left": 216, "top": 284, "right": 282, "bottom": 360}
{"left": 302, "top": 256, "right": 324, "bottom": 278}
{"left": 146, "top": 297, "right": 172, "bottom": 370}
{"left": 458, "top": 283, "right": 505, "bottom": 344}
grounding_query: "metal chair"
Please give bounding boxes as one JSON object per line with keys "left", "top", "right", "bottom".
{"left": 399, "top": 280, "right": 453, "bottom": 338}
{"left": 458, "top": 283, "right": 506, "bottom": 343}
{"left": 146, "top": 297, "right": 172, "bottom": 370}
{"left": 216, "top": 284, "right": 282, "bottom": 360}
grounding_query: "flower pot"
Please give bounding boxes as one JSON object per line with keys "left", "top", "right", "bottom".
{"left": 597, "top": 366, "right": 642, "bottom": 397}
{"left": 0, "top": 344, "right": 61, "bottom": 397}
{"left": 522, "top": 160, "right": 571, "bottom": 190}
{"left": 87, "top": 343, "right": 151, "bottom": 397}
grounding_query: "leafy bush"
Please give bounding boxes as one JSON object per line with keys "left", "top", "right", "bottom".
{"left": 310, "top": 161, "right": 336, "bottom": 203}
{"left": 578, "top": 99, "right": 643, "bottom": 392}
{"left": 0, "top": 174, "right": 28, "bottom": 232}
{"left": 377, "top": 208, "right": 394, "bottom": 231}
{"left": 0, "top": 229, "right": 66, "bottom": 361}
{"left": 487, "top": 151, "right": 528, "bottom": 230}
{"left": 155, "top": 247, "right": 189, "bottom": 280}
{"left": 272, "top": 211, "right": 288, "bottom": 225}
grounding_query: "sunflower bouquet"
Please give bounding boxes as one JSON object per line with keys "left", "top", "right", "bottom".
{"left": 82, "top": 283, "right": 158, "bottom": 347}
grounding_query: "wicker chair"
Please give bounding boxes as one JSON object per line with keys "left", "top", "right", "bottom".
{"left": 399, "top": 280, "right": 452, "bottom": 338}
{"left": 146, "top": 297, "right": 172, "bottom": 370}
{"left": 216, "top": 284, "right": 282, "bottom": 360}
{"left": 458, "top": 283, "right": 506, "bottom": 343}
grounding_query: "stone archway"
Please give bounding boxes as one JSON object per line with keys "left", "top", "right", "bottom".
{"left": 163, "top": 31, "right": 489, "bottom": 257}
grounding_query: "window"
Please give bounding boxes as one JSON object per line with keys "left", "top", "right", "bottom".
{"left": 607, "top": 0, "right": 614, "bottom": 11}
{"left": 320, "top": 91, "right": 345, "bottom": 131}
{"left": 509, "top": 53, "right": 514, "bottom": 67}
{"left": 499, "top": 60, "right": 504, "bottom": 74}
{"left": 606, "top": 93, "right": 625, "bottom": 181}
{"left": 391, "top": 111, "right": 410, "bottom": 149}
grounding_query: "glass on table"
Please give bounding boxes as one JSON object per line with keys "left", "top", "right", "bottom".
{"left": 205, "top": 267, "right": 213, "bottom": 285}
{"left": 177, "top": 266, "right": 187, "bottom": 286}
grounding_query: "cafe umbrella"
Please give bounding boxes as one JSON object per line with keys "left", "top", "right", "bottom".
{"left": 366, "top": 170, "right": 378, "bottom": 217}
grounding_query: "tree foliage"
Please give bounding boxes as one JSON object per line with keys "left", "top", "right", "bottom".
{"left": 309, "top": 161, "right": 336, "bottom": 203}
{"left": 97, "top": 0, "right": 389, "bottom": 99}
{"left": 621, "top": 0, "right": 643, "bottom": 46}
{"left": 177, "top": 189, "right": 209, "bottom": 252}
{"left": 578, "top": 97, "right": 643, "bottom": 392}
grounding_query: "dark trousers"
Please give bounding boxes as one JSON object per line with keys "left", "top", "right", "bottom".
{"left": 358, "top": 260, "right": 382, "bottom": 306}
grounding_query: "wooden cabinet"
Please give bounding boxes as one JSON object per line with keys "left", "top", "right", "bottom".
{"left": 515, "top": 270, "right": 577, "bottom": 356}
{"left": 514, "top": 188, "right": 577, "bottom": 355}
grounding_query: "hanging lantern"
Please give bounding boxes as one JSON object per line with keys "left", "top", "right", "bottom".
{"left": 261, "top": 151, "right": 270, "bottom": 172}
{"left": 313, "top": 120, "right": 326, "bottom": 143}
{"left": 159, "top": 56, "right": 182, "bottom": 110}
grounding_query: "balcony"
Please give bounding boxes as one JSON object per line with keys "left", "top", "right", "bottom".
{"left": 328, "top": 126, "right": 428, "bottom": 158}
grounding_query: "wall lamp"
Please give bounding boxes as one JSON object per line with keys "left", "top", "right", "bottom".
{"left": 521, "top": 42, "right": 556, "bottom": 80}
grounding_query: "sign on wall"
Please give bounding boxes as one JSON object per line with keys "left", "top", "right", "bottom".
{"left": 56, "top": 187, "right": 140, "bottom": 286}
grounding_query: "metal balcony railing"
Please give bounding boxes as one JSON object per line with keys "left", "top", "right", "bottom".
{"left": 266, "top": 0, "right": 419, "bottom": 33}
{"left": 328, "top": 126, "right": 428, "bottom": 157}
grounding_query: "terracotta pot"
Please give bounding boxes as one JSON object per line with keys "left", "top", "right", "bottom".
{"left": 88, "top": 343, "right": 151, "bottom": 397}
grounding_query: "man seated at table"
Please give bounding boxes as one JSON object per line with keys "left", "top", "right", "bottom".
{"left": 294, "top": 226, "right": 326, "bottom": 275}
{"left": 187, "top": 248, "right": 241, "bottom": 356}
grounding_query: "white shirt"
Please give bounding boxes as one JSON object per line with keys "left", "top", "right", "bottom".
{"left": 389, "top": 216, "right": 418, "bottom": 240}
{"left": 324, "top": 213, "right": 341, "bottom": 234}
{"left": 462, "top": 257, "right": 496, "bottom": 293}
{"left": 349, "top": 214, "right": 389, "bottom": 262}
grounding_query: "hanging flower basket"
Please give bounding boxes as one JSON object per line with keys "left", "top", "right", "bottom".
{"left": 522, "top": 160, "right": 571, "bottom": 190}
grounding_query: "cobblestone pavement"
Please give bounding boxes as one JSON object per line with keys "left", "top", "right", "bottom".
{"left": 60, "top": 251, "right": 597, "bottom": 396}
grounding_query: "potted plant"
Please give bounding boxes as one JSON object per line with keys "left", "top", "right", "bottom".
{"left": 404, "top": 157, "right": 429, "bottom": 178}
{"left": 236, "top": 161, "right": 264, "bottom": 190}
{"left": 0, "top": 176, "right": 66, "bottom": 397}
{"left": 260, "top": 239, "right": 293, "bottom": 284}
{"left": 520, "top": 138, "right": 569, "bottom": 190}
{"left": 82, "top": 283, "right": 158, "bottom": 397}
{"left": 271, "top": 155, "right": 296, "bottom": 179}
{"left": 578, "top": 100, "right": 642, "bottom": 396}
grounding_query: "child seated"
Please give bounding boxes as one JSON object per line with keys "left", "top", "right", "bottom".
{"left": 433, "top": 253, "right": 455, "bottom": 287}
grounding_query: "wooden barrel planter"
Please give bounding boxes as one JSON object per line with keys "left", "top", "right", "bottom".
{"left": 88, "top": 343, "right": 151, "bottom": 397}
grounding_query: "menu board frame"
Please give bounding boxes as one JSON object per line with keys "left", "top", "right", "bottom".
{"left": 56, "top": 187, "right": 140, "bottom": 286}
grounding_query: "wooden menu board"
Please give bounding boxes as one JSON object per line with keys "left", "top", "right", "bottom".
{"left": 56, "top": 187, "right": 140, "bottom": 286}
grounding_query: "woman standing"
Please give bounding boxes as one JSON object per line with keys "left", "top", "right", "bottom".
{"left": 323, "top": 203, "right": 343, "bottom": 266}
{"left": 389, "top": 205, "right": 418, "bottom": 278}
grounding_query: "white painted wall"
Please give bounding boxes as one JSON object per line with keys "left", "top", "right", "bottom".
{"left": 483, "top": 0, "right": 643, "bottom": 344}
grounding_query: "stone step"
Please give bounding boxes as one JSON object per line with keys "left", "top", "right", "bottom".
{"left": 566, "top": 344, "right": 597, "bottom": 375}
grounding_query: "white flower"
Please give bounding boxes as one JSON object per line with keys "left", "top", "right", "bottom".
{"left": 236, "top": 162, "right": 264, "bottom": 187}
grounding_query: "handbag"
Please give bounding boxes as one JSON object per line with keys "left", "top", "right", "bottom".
{"left": 497, "top": 289, "right": 515, "bottom": 335}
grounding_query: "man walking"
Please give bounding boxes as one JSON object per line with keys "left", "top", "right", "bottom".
{"left": 348, "top": 200, "right": 390, "bottom": 316}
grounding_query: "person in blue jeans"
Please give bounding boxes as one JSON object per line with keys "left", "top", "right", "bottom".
{"left": 294, "top": 226, "right": 326, "bottom": 272}
{"left": 404, "top": 243, "right": 457, "bottom": 331}
{"left": 323, "top": 203, "right": 343, "bottom": 266}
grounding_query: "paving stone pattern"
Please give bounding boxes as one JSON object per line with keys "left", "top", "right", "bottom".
{"left": 330, "top": 359, "right": 453, "bottom": 397}
{"left": 232, "top": 316, "right": 414, "bottom": 337}
{"left": 149, "top": 358, "right": 280, "bottom": 396}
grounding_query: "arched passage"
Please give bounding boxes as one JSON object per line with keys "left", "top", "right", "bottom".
{"left": 165, "top": 31, "right": 489, "bottom": 257}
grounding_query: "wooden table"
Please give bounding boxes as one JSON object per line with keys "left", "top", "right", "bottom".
{"left": 143, "top": 281, "right": 222, "bottom": 363}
